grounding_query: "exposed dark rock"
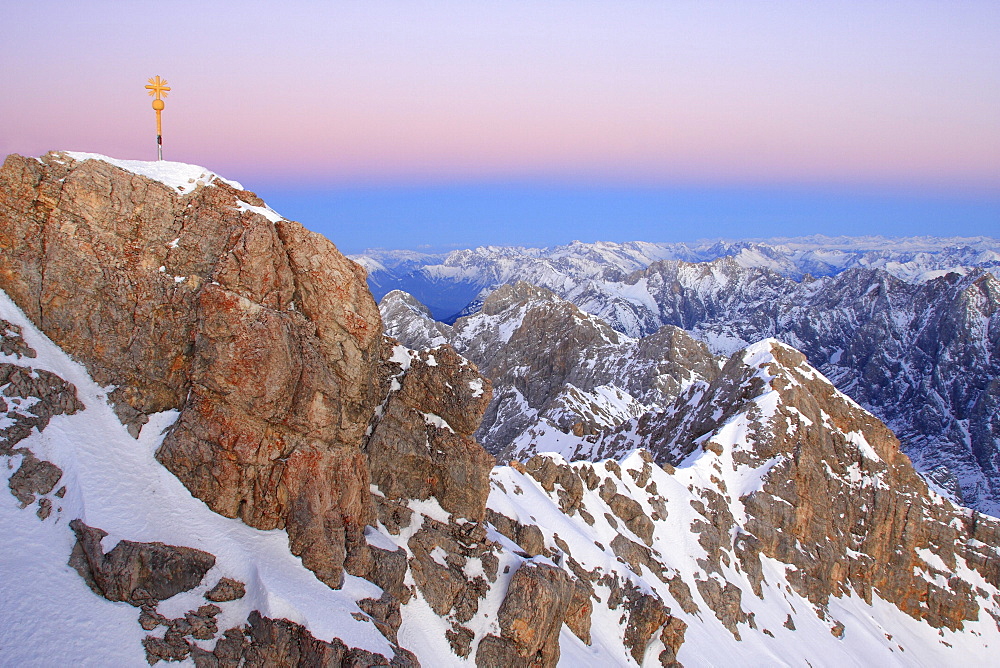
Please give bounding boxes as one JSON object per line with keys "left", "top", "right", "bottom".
{"left": 523, "top": 455, "right": 584, "bottom": 515}
{"left": 494, "top": 562, "right": 576, "bottom": 667}
{"left": 563, "top": 579, "right": 593, "bottom": 644}
{"left": 139, "top": 605, "right": 169, "bottom": 631}
{"left": 610, "top": 534, "right": 667, "bottom": 581}
{"left": 365, "top": 345, "right": 494, "bottom": 523}
{"left": 8, "top": 450, "right": 61, "bottom": 507}
{"left": 453, "top": 575, "right": 489, "bottom": 624}
{"left": 659, "top": 616, "right": 688, "bottom": 667}
{"left": 365, "top": 542, "right": 411, "bottom": 604}
{"left": 407, "top": 524, "right": 467, "bottom": 617}
{"left": 36, "top": 497, "right": 53, "bottom": 519}
{"left": 624, "top": 593, "right": 670, "bottom": 663}
{"left": 204, "top": 577, "right": 246, "bottom": 603}
{"left": 607, "top": 492, "right": 653, "bottom": 546}
{"left": 194, "top": 628, "right": 247, "bottom": 668}
{"left": 68, "top": 519, "right": 215, "bottom": 606}
{"left": 475, "top": 634, "right": 533, "bottom": 668}
{"left": 185, "top": 604, "right": 222, "bottom": 641}
{"left": 666, "top": 576, "right": 699, "bottom": 615}
{"left": 0, "top": 319, "right": 35, "bottom": 358}
{"left": 0, "top": 362, "right": 83, "bottom": 455}
{"left": 734, "top": 532, "right": 765, "bottom": 598}
{"left": 143, "top": 630, "right": 191, "bottom": 664}
{"left": 446, "top": 623, "right": 474, "bottom": 658}
{"left": 359, "top": 592, "right": 403, "bottom": 644}
{"left": 374, "top": 496, "right": 413, "bottom": 535}
{"left": 243, "top": 611, "right": 352, "bottom": 666}
{"left": 486, "top": 508, "right": 546, "bottom": 557}
{"left": 695, "top": 578, "right": 747, "bottom": 639}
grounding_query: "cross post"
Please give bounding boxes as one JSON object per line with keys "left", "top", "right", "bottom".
{"left": 145, "top": 76, "right": 171, "bottom": 160}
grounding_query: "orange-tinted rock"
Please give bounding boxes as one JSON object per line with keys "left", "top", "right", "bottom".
{"left": 0, "top": 153, "right": 385, "bottom": 588}
{"left": 365, "top": 345, "right": 494, "bottom": 521}
{"left": 487, "top": 562, "right": 575, "bottom": 668}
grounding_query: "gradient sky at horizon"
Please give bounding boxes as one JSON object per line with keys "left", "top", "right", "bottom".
{"left": 3, "top": 1, "right": 998, "bottom": 253}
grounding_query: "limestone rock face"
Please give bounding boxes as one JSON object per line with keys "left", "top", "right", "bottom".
{"left": 478, "top": 562, "right": 575, "bottom": 668}
{"left": 0, "top": 152, "right": 492, "bottom": 590}
{"left": 365, "top": 345, "right": 494, "bottom": 521}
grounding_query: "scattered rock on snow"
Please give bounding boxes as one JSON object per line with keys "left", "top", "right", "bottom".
{"left": 68, "top": 519, "right": 215, "bottom": 606}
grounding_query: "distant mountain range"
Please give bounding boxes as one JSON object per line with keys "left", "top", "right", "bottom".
{"left": 369, "top": 237, "right": 1000, "bottom": 516}
{"left": 354, "top": 236, "right": 1000, "bottom": 321}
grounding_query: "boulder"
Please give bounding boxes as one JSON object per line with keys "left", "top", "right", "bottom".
{"left": 204, "top": 577, "right": 246, "bottom": 603}
{"left": 68, "top": 519, "right": 215, "bottom": 606}
{"left": 490, "top": 562, "right": 576, "bottom": 667}
{"left": 7, "top": 450, "right": 62, "bottom": 508}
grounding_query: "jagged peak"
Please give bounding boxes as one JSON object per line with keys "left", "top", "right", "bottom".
{"left": 478, "top": 280, "right": 561, "bottom": 315}
{"left": 380, "top": 289, "right": 435, "bottom": 317}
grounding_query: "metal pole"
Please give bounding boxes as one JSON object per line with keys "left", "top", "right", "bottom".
{"left": 156, "top": 109, "right": 163, "bottom": 161}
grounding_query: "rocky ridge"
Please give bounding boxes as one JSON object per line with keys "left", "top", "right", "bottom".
{"left": 375, "top": 242, "right": 1000, "bottom": 516}
{"left": 381, "top": 282, "right": 722, "bottom": 460}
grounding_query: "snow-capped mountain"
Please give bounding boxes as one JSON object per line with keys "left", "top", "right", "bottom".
{"left": 3, "top": 150, "right": 1000, "bottom": 666}
{"left": 381, "top": 282, "right": 723, "bottom": 459}
{"left": 371, "top": 240, "right": 1000, "bottom": 517}
{"left": 355, "top": 237, "right": 1000, "bottom": 321}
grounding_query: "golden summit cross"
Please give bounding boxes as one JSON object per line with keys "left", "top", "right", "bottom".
{"left": 145, "top": 76, "right": 171, "bottom": 160}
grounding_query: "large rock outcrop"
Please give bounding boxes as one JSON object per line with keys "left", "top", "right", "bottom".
{"left": 68, "top": 519, "right": 216, "bottom": 606}
{"left": 365, "top": 344, "right": 494, "bottom": 521}
{"left": 476, "top": 562, "right": 575, "bottom": 668}
{"left": 0, "top": 152, "right": 493, "bottom": 589}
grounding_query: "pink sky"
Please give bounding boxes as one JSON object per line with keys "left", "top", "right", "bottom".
{"left": 3, "top": 1, "right": 999, "bottom": 194}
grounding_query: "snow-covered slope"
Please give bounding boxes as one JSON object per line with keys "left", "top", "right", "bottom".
{"left": 7, "top": 289, "right": 1000, "bottom": 665}
{"left": 0, "top": 290, "right": 393, "bottom": 665}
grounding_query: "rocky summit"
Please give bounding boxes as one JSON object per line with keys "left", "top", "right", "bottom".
{"left": 2, "top": 151, "right": 1000, "bottom": 666}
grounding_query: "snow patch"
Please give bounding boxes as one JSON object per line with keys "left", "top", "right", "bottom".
{"left": 62, "top": 152, "right": 244, "bottom": 193}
